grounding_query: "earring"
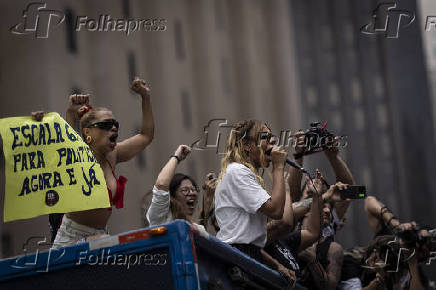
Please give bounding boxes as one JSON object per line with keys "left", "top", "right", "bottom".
{"left": 86, "top": 135, "right": 92, "bottom": 144}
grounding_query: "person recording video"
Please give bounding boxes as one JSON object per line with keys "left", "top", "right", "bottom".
{"left": 338, "top": 196, "right": 435, "bottom": 289}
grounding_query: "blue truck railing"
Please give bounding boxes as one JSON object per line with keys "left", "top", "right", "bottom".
{"left": 0, "top": 220, "right": 292, "bottom": 289}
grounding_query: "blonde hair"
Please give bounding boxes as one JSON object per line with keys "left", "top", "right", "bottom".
{"left": 218, "top": 119, "right": 267, "bottom": 188}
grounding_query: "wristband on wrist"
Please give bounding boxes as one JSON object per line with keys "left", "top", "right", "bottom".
{"left": 170, "top": 155, "right": 181, "bottom": 163}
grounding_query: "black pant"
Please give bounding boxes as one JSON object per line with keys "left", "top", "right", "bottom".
{"left": 231, "top": 243, "right": 264, "bottom": 263}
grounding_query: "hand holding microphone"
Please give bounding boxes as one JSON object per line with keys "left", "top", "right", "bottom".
{"left": 269, "top": 145, "right": 287, "bottom": 169}
{"left": 266, "top": 146, "right": 310, "bottom": 175}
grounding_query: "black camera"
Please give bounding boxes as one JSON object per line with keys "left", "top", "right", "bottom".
{"left": 395, "top": 226, "right": 436, "bottom": 248}
{"left": 294, "top": 122, "right": 336, "bottom": 159}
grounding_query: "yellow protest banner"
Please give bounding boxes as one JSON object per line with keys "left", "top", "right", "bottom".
{"left": 0, "top": 112, "right": 110, "bottom": 222}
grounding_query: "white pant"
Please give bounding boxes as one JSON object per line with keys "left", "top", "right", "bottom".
{"left": 52, "top": 216, "right": 108, "bottom": 249}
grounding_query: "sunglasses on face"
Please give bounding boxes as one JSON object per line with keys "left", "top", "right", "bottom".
{"left": 87, "top": 120, "right": 119, "bottom": 131}
{"left": 179, "top": 186, "right": 199, "bottom": 195}
{"left": 258, "top": 132, "right": 278, "bottom": 144}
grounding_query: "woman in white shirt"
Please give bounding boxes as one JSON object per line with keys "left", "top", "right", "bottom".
{"left": 146, "top": 145, "right": 199, "bottom": 225}
{"left": 215, "top": 119, "right": 296, "bottom": 283}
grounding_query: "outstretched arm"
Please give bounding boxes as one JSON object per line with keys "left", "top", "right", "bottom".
{"left": 287, "top": 131, "right": 306, "bottom": 202}
{"left": 155, "top": 145, "right": 191, "bottom": 190}
{"left": 146, "top": 145, "right": 191, "bottom": 225}
{"left": 324, "top": 137, "right": 354, "bottom": 220}
{"left": 298, "top": 174, "right": 323, "bottom": 252}
{"left": 66, "top": 94, "right": 89, "bottom": 131}
{"left": 364, "top": 196, "right": 416, "bottom": 235}
{"left": 115, "top": 77, "right": 154, "bottom": 164}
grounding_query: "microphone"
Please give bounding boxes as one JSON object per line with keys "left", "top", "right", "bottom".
{"left": 265, "top": 148, "right": 310, "bottom": 175}
{"left": 286, "top": 157, "right": 310, "bottom": 175}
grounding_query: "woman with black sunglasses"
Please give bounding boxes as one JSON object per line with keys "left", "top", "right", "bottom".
{"left": 52, "top": 77, "right": 154, "bottom": 248}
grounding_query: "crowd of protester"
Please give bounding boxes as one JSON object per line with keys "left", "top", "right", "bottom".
{"left": 26, "top": 78, "right": 435, "bottom": 289}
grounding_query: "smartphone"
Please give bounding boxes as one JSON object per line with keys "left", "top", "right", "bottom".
{"left": 339, "top": 185, "right": 367, "bottom": 199}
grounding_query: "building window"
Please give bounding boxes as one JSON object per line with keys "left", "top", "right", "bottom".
{"left": 351, "top": 78, "right": 362, "bottom": 104}
{"left": 122, "top": 0, "right": 131, "bottom": 19}
{"left": 65, "top": 8, "right": 77, "bottom": 54}
{"left": 380, "top": 135, "right": 391, "bottom": 158}
{"left": 329, "top": 83, "right": 340, "bottom": 107}
{"left": 377, "top": 104, "right": 388, "bottom": 128}
{"left": 221, "top": 59, "right": 232, "bottom": 95}
{"left": 361, "top": 167, "right": 372, "bottom": 188}
{"left": 214, "top": 0, "right": 225, "bottom": 30}
{"left": 181, "top": 89, "right": 192, "bottom": 129}
{"left": 331, "top": 112, "right": 342, "bottom": 131}
{"left": 127, "top": 51, "right": 137, "bottom": 85}
{"left": 354, "top": 108, "right": 365, "bottom": 130}
{"left": 374, "top": 75, "right": 384, "bottom": 99}
{"left": 344, "top": 23, "right": 354, "bottom": 47}
{"left": 174, "top": 20, "right": 186, "bottom": 61}
{"left": 322, "top": 27, "right": 332, "bottom": 49}
{"left": 305, "top": 86, "right": 318, "bottom": 108}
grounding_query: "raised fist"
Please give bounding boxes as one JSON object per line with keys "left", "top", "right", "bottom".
{"left": 68, "top": 94, "right": 89, "bottom": 113}
{"left": 31, "top": 111, "right": 45, "bottom": 122}
{"left": 131, "top": 77, "right": 150, "bottom": 97}
{"left": 174, "top": 145, "right": 192, "bottom": 162}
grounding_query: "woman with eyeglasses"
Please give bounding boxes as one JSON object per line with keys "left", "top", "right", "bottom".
{"left": 51, "top": 77, "right": 154, "bottom": 248}
{"left": 214, "top": 119, "right": 296, "bottom": 286}
{"left": 146, "top": 145, "right": 204, "bottom": 228}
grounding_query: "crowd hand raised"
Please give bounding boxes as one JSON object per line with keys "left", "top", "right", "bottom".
{"left": 130, "top": 77, "right": 150, "bottom": 97}
{"left": 294, "top": 131, "right": 306, "bottom": 155}
{"left": 68, "top": 94, "right": 90, "bottom": 113}
{"left": 31, "top": 111, "right": 45, "bottom": 122}
{"left": 203, "top": 173, "right": 217, "bottom": 194}
{"left": 324, "top": 181, "right": 349, "bottom": 202}
{"left": 271, "top": 145, "right": 287, "bottom": 168}
{"left": 307, "top": 169, "right": 327, "bottom": 196}
{"left": 397, "top": 221, "right": 417, "bottom": 232}
{"left": 174, "top": 145, "right": 191, "bottom": 162}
